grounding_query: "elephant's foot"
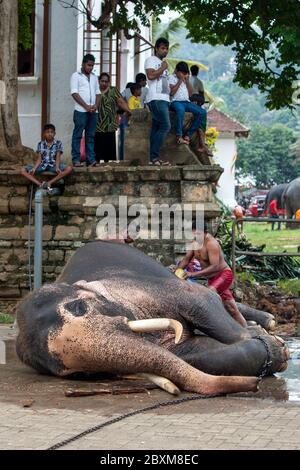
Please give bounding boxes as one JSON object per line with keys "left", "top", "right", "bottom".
{"left": 237, "top": 303, "right": 275, "bottom": 331}
{"left": 254, "top": 334, "right": 289, "bottom": 375}
{"left": 171, "top": 332, "right": 288, "bottom": 377}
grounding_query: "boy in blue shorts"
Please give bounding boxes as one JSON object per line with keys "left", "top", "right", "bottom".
{"left": 21, "top": 124, "right": 72, "bottom": 194}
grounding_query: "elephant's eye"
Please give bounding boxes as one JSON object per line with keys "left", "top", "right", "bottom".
{"left": 64, "top": 299, "right": 88, "bottom": 317}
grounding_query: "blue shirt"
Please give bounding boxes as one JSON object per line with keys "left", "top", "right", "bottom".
{"left": 36, "top": 139, "right": 63, "bottom": 169}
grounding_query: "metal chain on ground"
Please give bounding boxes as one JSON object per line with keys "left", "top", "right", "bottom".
{"left": 47, "top": 394, "right": 210, "bottom": 450}
{"left": 253, "top": 335, "right": 273, "bottom": 380}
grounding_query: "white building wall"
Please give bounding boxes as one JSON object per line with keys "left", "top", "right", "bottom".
{"left": 213, "top": 135, "right": 237, "bottom": 208}
{"left": 119, "top": 5, "right": 152, "bottom": 91}
{"left": 18, "top": 1, "right": 44, "bottom": 151}
{"left": 49, "top": 2, "right": 78, "bottom": 159}
{"left": 18, "top": 1, "right": 151, "bottom": 154}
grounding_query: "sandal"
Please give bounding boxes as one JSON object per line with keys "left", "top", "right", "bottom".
{"left": 176, "top": 136, "right": 186, "bottom": 145}
{"left": 73, "top": 162, "right": 84, "bottom": 167}
{"left": 183, "top": 136, "right": 190, "bottom": 144}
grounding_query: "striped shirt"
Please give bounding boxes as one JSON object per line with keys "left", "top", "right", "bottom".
{"left": 96, "top": 86, "right": 121, "bottom": 133}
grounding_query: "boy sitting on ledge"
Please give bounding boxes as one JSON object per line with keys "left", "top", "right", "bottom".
{"left": 169, "top": 61, "right": 207, "bottom": 149}
{"left": 21, "top": 123, "right": 72, "bottom": 195}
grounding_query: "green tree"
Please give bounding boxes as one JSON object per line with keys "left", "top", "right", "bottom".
{"left": 207, "top": 78, "right": 298, "bottom": 128}
{"left": 152, "top": 15, "right": 185, "bottom": 56}
{"left": 59, "top": 0, "right": 300, "bottom": 110}
{"left": 236, "top": 124, "right": 298, "bottom": 188}
{"left": 18, "top": 0, "right": 34, "bottom": 51}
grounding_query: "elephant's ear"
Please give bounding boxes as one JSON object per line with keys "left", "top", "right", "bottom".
{"left": 73, "top": 280, "right": 115, "bottom": 304}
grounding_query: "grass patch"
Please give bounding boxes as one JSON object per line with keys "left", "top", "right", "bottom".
{"left": 243, "top": 222, "right": 300, "bottom": 253}
{"left": 235, "top": 271, "right": 256, "bottom": 285}
{"left": 0, "top": 313, "right": 14, "bottom": 324}
{"left": 276, "top": 279, "right": 300, "bottom": 296}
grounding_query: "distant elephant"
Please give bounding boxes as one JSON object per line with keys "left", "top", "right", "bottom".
{"left": 282, "top": 177, "right": 300, "bottom": 220}
{"left": 264, "top": 183, "right": 288, "bottom": 214}
{"left": 16, "top": 241, "right": 288, "bottom": 397}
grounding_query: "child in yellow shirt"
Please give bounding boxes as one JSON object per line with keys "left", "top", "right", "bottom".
{"left": 128, "top": 83, "right": 142, "bottom": 110}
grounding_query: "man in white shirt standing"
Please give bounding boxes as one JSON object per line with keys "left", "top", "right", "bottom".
{"left": 144, "top": 38, "right": 171, "bottom": 165}
{"left": 70, "top": 54, "right": 100, "bottom": 167}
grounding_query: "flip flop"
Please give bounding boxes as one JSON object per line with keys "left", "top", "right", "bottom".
{"left": 176, "top": 136, "right": 186, "bottom": 145}
{"left": 73, "top": 162, "right": 84, "bottom": 167}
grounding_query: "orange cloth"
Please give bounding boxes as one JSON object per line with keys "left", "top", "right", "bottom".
{"left": 295, "top": 209, "right": 300, "bottom": 220}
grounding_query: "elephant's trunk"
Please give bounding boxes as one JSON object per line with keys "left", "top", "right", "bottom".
{"left": 48, "top": 314, "right": 259, "bottom": 397}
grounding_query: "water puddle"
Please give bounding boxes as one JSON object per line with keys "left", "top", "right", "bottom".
{"left": 254, "top": 338, "right": 300, "bottom": 403}
{"left": 276, "top": 337, "right": 300, "bottom": 402}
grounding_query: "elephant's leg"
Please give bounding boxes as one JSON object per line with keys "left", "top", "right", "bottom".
{"left": 222, "top": 299, "right": 247, "bottom": 327}
{"left": 236, "top": 303, "right": 275, "bottom": 331}
{"left": 176, "top": 283, "right": 251, "bottom": 344}
{"left": 48, "top": 313, "right": 258, "bottom": 396}
{"left": 170, "top": 334, "right": 288, "bottom": 377}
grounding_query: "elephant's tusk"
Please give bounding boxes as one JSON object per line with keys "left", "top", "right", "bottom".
{"left": 127, "top": 318, "right": 183, "bottom": 344}
{"left": 138, "top": 373, "right": 180, "bottom": 395}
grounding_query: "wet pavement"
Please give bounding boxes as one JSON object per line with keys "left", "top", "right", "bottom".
{"left": 0, "top": 326, "right": 300, "bottom": 450}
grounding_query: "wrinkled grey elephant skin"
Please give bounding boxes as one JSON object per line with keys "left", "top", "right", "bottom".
{"left": 265, "top": 183, "right": 288, "bottom": 212}
{"left": 16, "top": 241, "right": 287, "bottom": 396}
{"left": 282, "top": 177, "right": 300, "bottom": 219}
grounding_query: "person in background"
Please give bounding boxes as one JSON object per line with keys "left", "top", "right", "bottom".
{"left": 189, "top": 65, "right": 205, "bottom": 106}
{"left": 128, "top": 83, "right": 142, "bottom": 110}
{"left": 135, "top": 73, "right": 149, "bottom": 107}
{"left": 144, "top": 37, "right": 171, "bottom": 165}
{"left": 269, "top": 198, "right": 282, "bottom": 231}
{"left": 119, "top": 82, "right": 135, "bottom": 160}
{"left": 70, "top": 54, "right": 100, "bottom": 167}
{"left": 121, "top": 82, "right": 135, "bottom": 102}
{"left": 95, "top": 73, "right": 131, "bottom": 163}
{"left": 233, "top": 204, "right": 244, "bottom": 234}
{"left": 189, "top": 64, "right": 211, "bottom": 156}
{"left": 169, "top": 61, "right": 207, "bottom": 146}
{"left": 21, "top": 124, "right": 72, "bottom": 194}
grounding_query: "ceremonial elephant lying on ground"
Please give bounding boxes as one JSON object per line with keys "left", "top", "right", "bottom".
{"left": 16, "top": 241, "right": 288, "bottom": 396}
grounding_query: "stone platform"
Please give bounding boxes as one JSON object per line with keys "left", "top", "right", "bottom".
{"left": 0, "top": 164, "right": 222, "bottom": 299}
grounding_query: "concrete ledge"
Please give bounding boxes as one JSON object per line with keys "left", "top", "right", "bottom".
{"left": 0, "top": 165, "right": 222, "bottom": 296}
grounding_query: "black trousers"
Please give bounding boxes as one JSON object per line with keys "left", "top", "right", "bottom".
{"left": 94, "top": 131, "right": 116, "bottom": 162}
